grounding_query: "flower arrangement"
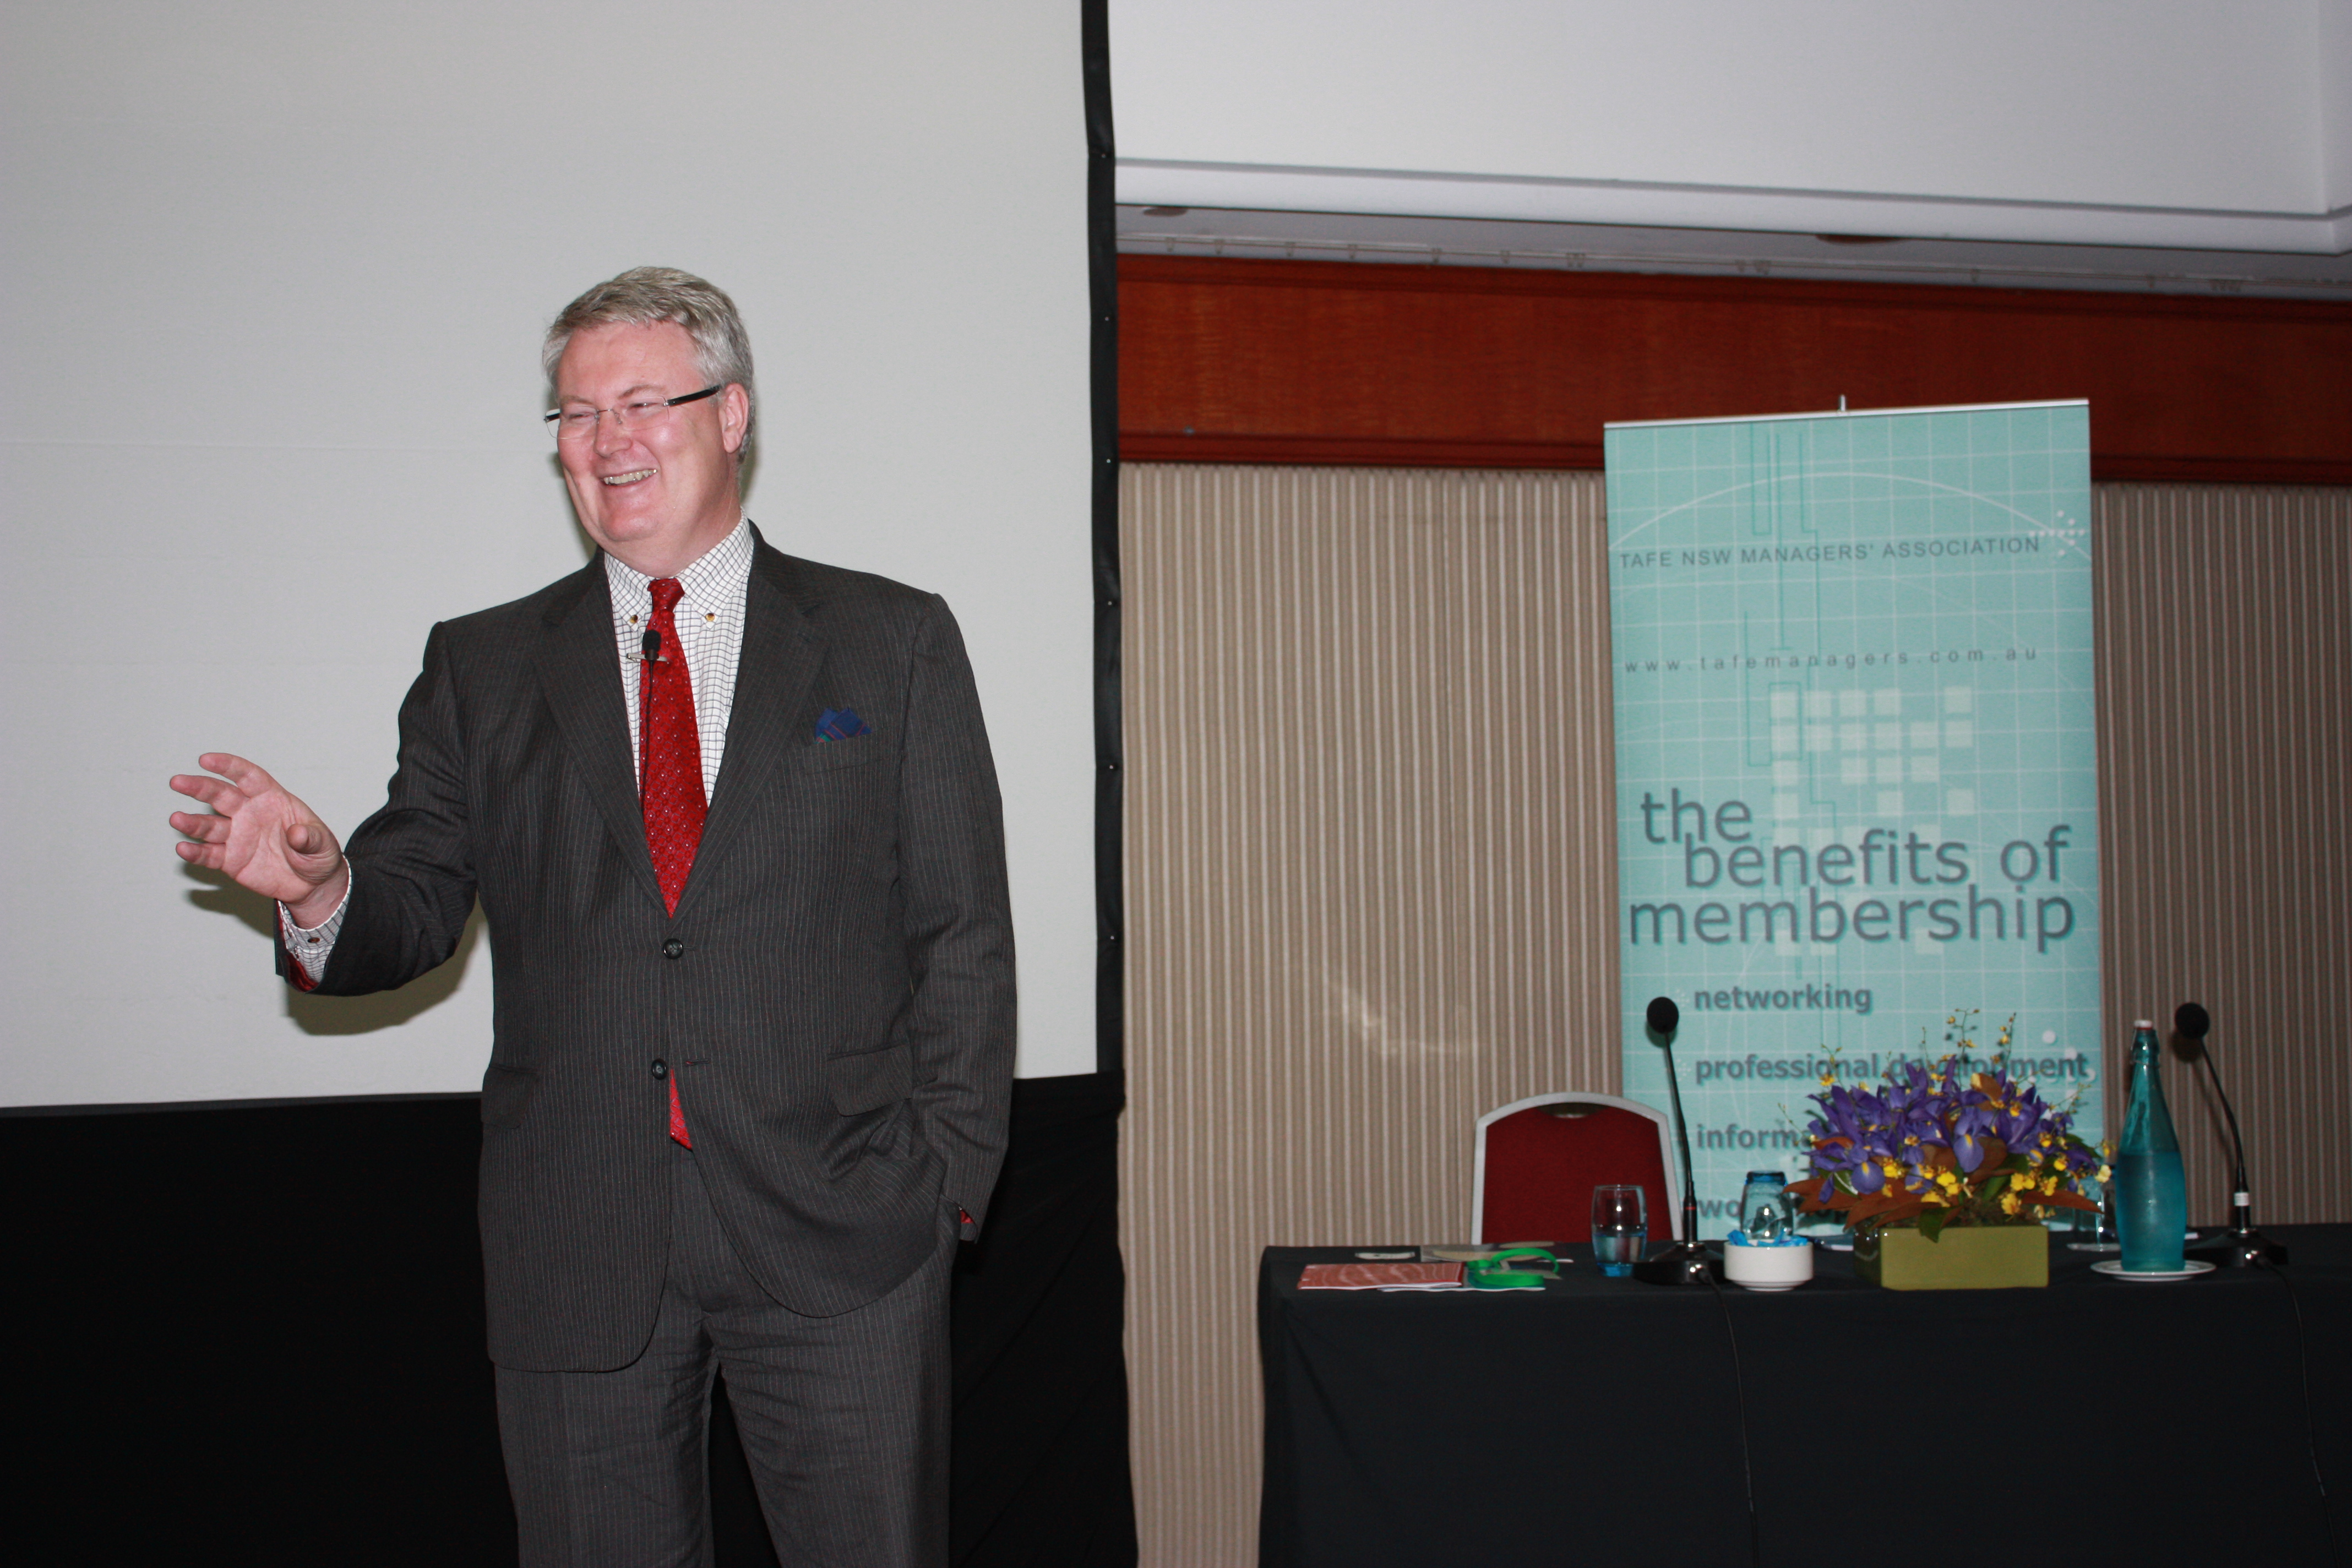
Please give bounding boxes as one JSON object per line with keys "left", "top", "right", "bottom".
{"left": 1786, "top": 1012, "right": 2107, "bottom": 1240}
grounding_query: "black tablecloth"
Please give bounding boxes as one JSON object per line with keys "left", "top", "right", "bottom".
{"left": 1260, "top": 1228, "right": 2351, "bottom": 1567}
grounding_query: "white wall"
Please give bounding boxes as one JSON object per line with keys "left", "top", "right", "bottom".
{"left": 2325, "top": 0, "right": 2352, "bottom": 211}
{"left": 1, "top": 2, "right": 1095, "bottom": 1106}
{"left": 1114, "top": 0, "right": 2351, "bottom": 251}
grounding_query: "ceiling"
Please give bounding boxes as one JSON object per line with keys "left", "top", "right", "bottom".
{"left": 1110, "top": 1, "right": 2351, "bottom": 299}
{"left": 1115, "top": 204, "right": 2352, "bottom": 300}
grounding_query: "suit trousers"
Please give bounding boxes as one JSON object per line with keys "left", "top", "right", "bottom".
{"left": 495, "top": 1142, "right": 952, "bottom": 1567}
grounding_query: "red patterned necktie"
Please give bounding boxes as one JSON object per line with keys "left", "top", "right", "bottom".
{"left": 642, "top": 577, "right": 705, "bottom": 1147}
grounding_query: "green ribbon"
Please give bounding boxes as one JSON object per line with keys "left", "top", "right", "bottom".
{"left": 1466, "top": 1246, "right": 1560, "bottom": 1289}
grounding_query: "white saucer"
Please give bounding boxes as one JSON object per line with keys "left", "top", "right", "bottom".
{"left": 2091, "top": 1259, "right": 2215, "bottom": 1282}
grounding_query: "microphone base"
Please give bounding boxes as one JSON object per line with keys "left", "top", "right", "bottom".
{"left": 1632, "top": 1242, "right": 1716, "bottom": 1287}
{"left": 2188, "top": 1228, "right": 2288, "bottom": 1268}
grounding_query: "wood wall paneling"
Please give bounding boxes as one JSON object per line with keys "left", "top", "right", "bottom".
{"left": 1118, "top": 466, "right": 1621, "bottom": 1566}
{"left": 2092, "top": 483, "right": 2352, "bottom": 1238}
{"left": 1118, "top": 258, "right": 2352, "bottom": 484}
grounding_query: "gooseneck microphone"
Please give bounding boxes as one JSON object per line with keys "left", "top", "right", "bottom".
{"left": 2176, "top": 1003, "right": 2288, "bottom": 1268}
{"left": 1651, "top": 996, "right": 1701, "bottom": 1250}
{"left": 1634, "top": 995, "right": 1715, "bottom": 1287}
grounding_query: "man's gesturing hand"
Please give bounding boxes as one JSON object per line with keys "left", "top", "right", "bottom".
{"left": 169, "top": 753, "right": 350, "bottom": 928}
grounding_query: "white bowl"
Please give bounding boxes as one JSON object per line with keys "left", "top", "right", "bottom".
{"left": 1723, "top": 1239, "right": 1815, "bottom": 1291}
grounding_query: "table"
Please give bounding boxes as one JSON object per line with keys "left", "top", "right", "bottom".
{"left": 1260, "top": 1227, "right": 2351, "bottom": 1566}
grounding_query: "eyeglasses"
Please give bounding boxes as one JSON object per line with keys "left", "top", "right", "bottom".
{"left": 545, "top": 384, "right": 721, "bottom": 442}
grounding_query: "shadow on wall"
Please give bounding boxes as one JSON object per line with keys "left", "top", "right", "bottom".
{"left": 181, "top": 864, "right": 486, "bottom": 1035}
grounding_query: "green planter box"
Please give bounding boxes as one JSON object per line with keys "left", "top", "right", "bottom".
{"left": 1853, "top": 1223, "right": 2049, "bottom": 1289}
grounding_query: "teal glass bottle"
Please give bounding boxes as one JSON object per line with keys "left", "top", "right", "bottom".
{"left": 2114, "top": 1019, "right": 2187, "bottom": 1273}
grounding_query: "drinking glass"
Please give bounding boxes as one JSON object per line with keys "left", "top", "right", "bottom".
{"left": 1739, "top": 1170, "right": 1790, "bottom": 1242}
{"left": 2089, "top": 1177, "right": 2120, "bottom": 1244}
{"left": 1591, "top": 1185, "right": 1647, "bottom": 1277}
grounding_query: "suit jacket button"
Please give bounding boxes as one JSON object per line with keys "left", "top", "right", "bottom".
{"left": 650, "top": 1058, "right": 669, "bottom": 1080}
{"left": 662, "top": 938, "right": 684, "bottom": 959}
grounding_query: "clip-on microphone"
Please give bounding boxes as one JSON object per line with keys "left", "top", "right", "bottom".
{"left": 1634, "top": 995, "right": 1714, "bottom": 1286}
{"left": 2176, "top": 1003, "right": 2287, "bottom": 1268}
{"left": 636, "top": 628, "right": 661, "bottom": 803}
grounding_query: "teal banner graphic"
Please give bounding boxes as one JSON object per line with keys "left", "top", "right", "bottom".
{"left": 1604, "top": 402, "right": 2101, "bottom": 1237}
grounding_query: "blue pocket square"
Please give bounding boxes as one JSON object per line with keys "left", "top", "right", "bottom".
{"left": 815, "top": 707, "right": 873, "bottom": 742}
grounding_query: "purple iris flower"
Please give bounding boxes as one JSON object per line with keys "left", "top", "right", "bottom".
{"left": 1952, "top": 1098, "right": 2009, "bottom": 1173}
{"left": 1809, "top": 1140, "right": 1861, "bottom": 1188}
{"left": 1992, "top": 1084, "right": 2049, "bottom": 1148}
{"left": 1804, "top": 1046, "right": 2105, "bottom": 1219}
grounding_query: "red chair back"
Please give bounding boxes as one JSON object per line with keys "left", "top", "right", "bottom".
{"left": 1478, "top": 1101, "right": 1672, "bottom": 1244}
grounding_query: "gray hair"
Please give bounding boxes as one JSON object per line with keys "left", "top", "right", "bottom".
{"left": 543, "top": 266, "right": 757, "bottom": 456}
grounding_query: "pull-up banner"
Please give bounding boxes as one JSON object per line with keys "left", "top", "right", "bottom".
{"left": 1604, "top": 402, "right": 2101, "bottom": 1236}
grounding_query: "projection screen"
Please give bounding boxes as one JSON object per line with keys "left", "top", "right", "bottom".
{"left": 1, "top": 2, "right": 1095, "bottom": 1104}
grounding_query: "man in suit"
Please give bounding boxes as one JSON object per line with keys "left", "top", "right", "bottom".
{"left": 167, "top": 267, "right": 1015, "bottom": 1567}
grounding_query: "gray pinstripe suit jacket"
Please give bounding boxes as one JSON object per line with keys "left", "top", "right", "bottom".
{"left": 302, "top": 532, "right": 1015, "bottom": 1371}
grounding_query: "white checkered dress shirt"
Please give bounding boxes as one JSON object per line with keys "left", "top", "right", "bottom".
{"left": 281, "top": 519, "right": 755, "bottom": 981}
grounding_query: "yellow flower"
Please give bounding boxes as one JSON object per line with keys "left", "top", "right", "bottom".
{"left": 2000, "top": 1192, "right": 2023, "bottom": 1215}
{"left": 2009, "top": 1172, "right": 2034, "bottom": 1192}
{"left": 2040, "top": 1176, "right": 2060, "bottom": 1195}
{"left": 1881, "top": 1159, "right": 1902, "bottom": 1180}
{"left": 2095, "top": 1164, "right": 2112, "bottom": 1184}
{"left": 2039, "top": 1133, "right": 2054, "bottom": 1148}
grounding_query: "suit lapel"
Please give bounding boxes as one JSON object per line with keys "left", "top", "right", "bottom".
{"left": 679, "top": 545, "right": 825, "bottom": 921}
{"left": 531, "top": 559, "right": 666, "bottom": 911}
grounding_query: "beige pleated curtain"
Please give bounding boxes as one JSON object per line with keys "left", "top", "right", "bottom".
{"left": 1115, "top": 463, "right": 2351, "bottom": 1565}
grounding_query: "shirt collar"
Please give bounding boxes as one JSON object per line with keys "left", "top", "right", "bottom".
{"left": 602, "top": 516, "right": 755, "bottom": 613}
